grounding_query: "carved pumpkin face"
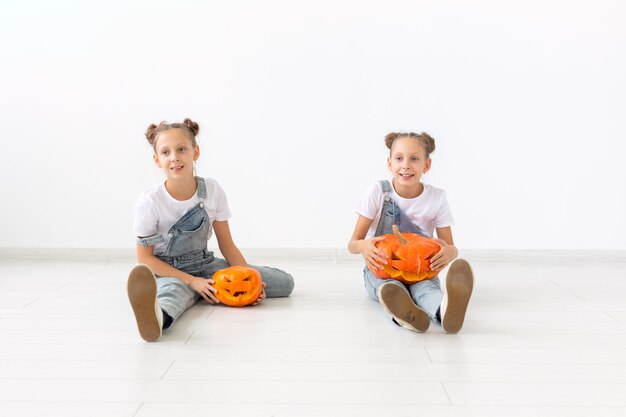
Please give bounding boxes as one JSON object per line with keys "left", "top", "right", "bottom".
{"left": 371, "top": 225, "right": 441, "bottom": 284}
{"left": 212, "top": 266, "right": 263, "bottom": 307}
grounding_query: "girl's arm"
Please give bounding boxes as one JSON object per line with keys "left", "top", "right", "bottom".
{"left": 431, "top": 226, "right": 459, "bottom": 271}
{"left": 348, "top": 215, "right": 387, "bottom": 270}
{"left": 136, "top": 244, "right": 220, "bottom": 304}
{"left": 212, "top": 220, "right": 247, "bottom": 266}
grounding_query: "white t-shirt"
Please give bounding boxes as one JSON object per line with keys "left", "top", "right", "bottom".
{"left": 133, "top": 178, "right": 231, "bottom": 255}
{"left": 355, "top": 180, "right": 454, "bottom": 239}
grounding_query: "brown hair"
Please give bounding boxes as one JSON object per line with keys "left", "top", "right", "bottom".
{"left": 145, "top": 118, "right": 200, "bottom": 150}
{"left": 385, "top": 132, "right": 436, "bottom": 158}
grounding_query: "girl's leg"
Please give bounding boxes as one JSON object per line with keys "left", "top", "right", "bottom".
{"left": 363, "top": 266, "right": 404, "bottom": 301}
{"left": 128, "top": 265, "right": 200, "bottom": 341}
{"left": 363, "top": 266, "right": 430, "bottom": 332}
{"left": 128, "top": 265, "right": 164, "bottom": 342}
{"left": 407, "top": 277, "right": 444, "bottom": 324}
{"left": 440, "top": 259, "right": 474, "bottom": 333}
{"left": 248, "top": 264, "right": 294, "bottom": 298}
{"left": 156, "top": 277, "right": 201, "bottom": 325}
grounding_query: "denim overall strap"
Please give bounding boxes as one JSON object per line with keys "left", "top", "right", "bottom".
{"left": 374, "top": 180, "right": 400, "bottom": 237}
{"left": 195, "top": 176, "right": 207, "bottom": 199}
{"left": 374, "top": 180, "right": 427, "bottom": 237}
{"left": 159, "top": 177, "right": 211, "bottom": 259}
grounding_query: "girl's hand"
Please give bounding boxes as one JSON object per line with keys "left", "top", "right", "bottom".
{"left": 189, "top": 276, "right": 220, "bottom": 304}
{"left": 251, "top": 282, "right": 267, "bottom": 306}
{"left": 429, "top": 239, "right": 458, "bottom": 272}
{"left": 361, "top": 236, "right": 388, "bottom": 271}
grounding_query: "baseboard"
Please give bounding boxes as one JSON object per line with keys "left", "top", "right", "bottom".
{"left": 1, "top": 247, "right": 625, "bottom": 264}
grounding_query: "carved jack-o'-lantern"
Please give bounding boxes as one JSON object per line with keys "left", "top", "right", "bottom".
{"left": 212, "top": 266, "right": 263, "bottom": 307}
{"left": 371, "top": 225, "right": 442, "bottom": 284}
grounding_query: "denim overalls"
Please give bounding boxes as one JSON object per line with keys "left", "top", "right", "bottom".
{"left": 138, "top": 177, "right": 294, "bottom": 325}
{"left": 363, "top": 180, "right": 443, "bottom": 324}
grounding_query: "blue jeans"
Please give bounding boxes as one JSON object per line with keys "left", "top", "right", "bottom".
{"left": 157, "top": 249, "right": 294, "bottom": 322}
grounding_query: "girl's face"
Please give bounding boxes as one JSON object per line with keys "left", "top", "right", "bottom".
{"left": 153, "top": 128, "right": 199, "bottom": 180}
{"left": 387, "top": 136, "right": 431, "bottom": 188}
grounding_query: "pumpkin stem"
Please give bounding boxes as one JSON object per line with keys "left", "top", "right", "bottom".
{"left": 392, "top": 225, "right": 408, "bottom": 245}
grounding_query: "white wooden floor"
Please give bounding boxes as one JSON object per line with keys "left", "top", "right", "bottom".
{"left": 1, "top": 250, "right": 626, "bottom": 417}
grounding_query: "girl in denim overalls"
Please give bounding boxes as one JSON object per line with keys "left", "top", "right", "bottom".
{"left": 348, "top": 132, "right": 473, "bottom": 333}
{"left": 127, "top": 119, "right": 294, "bottom": 342}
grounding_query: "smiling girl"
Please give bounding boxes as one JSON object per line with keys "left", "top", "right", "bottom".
{"left": 127, "top": 119, "right": 294, "bottom": 342}
{"left": 348, "top": 132, "right": 473, "bottom": 333}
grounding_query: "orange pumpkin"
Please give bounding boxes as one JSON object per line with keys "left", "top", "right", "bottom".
{"left": 212, "top": 266, "right": 263, "bottom": 307}
{"left": 371, "top": 225, "right": 442, "bottom": 284}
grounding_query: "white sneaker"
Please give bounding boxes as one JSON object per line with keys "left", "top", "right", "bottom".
{"left": 127, "top": 264, "right": 163, "bottom": 342}
{"left": 378, "top": 282, "right": 430, "bottom": 332}
{"left": 441, "top": 259, "right": 474, "bottom": 333}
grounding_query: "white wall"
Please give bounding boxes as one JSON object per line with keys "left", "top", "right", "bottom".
{"left": 1, "top": 0, "right": 625, "bottom": 250}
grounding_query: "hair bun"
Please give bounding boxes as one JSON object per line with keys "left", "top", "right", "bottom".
{"left": 145, "top": 123, "right": 159, "bottom": 145}
{"left": 419, "top": 132, "right": 436, "bottom": 154}
{"left": 384, "top": 132, "right": 401, "bottom": 149}
{"left": 183, "top": 118, "right": 200, "bottom": 136}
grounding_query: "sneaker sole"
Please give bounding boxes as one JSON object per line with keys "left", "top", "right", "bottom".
{"left": 379, "top": 283, "right": 430, "bottom": 332}
{"left": 442, "top": 259, "right": 474, "bottom": 333}
{"left": 127, "top": 264, "right": 161, "bottom": 342}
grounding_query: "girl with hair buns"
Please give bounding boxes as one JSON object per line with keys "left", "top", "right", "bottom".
{"left": 348, "top": 132, "right": 473, "bottom": 333}
{"left": 127, "top": 118, "right": 294, "bottom": 342}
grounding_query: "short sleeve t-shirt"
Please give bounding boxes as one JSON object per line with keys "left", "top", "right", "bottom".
{"left": 133, "top": 177, "right": 231, "bottom": 255}
{"left": 355, "top": 180, "right": 454, "bottom": 239}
